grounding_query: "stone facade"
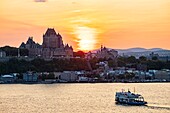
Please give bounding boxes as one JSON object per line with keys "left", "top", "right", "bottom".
{"left": 43, "top": 28, "right": 64, "bottom": 48}
{"left": 20, "top": 28, "right": 73, "bottom": 58}
{"left": 20, "top": 37, "right": 42, "bottom": 57}
{"left": 86, "top": 46, "right": 118, "bottom": 60}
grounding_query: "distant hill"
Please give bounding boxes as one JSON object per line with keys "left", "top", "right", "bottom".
{"left": 115, "top": 47, "right": 170, "bottom": 57}
{"left": 92, "top": 47, "right": 166, "bottom": 53}
{"left": 116, "top": 47, "right": 165, "bottom": 53}
{"left": 92, "top": 47, "right": 170, "bottom": 57}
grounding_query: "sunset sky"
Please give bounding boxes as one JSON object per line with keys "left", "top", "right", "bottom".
{"left": 0, "top": 0, "right": 170, "bottom": 51}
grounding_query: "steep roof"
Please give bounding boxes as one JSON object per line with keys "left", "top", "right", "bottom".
{"left": 26, "top": 37, "right": 35, "bottom": 45}
{"left": 44, "top": 28, "right": 57, "bottom": 36}
{"left": 19, "top": 42, "right": 26, "bottom": 48}
{"left": 2, "top": 75, "right": 14, "bottom": 78}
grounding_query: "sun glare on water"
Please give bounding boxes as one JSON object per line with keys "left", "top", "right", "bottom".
{"left": 75, "top": 26, "right": 97, "bottom": 52}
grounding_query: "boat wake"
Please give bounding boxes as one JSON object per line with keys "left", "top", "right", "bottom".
{"left": 146, "top": 104, "right": 170, "bottom": 110}
{"left": 115, "top": 103, "right": 170, "bottom": 110}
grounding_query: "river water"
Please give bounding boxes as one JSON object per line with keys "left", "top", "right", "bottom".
{"left": 0, "top": 83, "right": 169, "bottom": 113}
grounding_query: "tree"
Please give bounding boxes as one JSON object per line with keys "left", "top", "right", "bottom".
{"left": 127, "top": 56, "right": 137, "bottom": 64}
{"left": 0, "top": 46, "right": 28, "bottom": 56}
{"left": 117, "top": 57, "right": 126, "bottom": 67}
{"left": 152, "top": 56, "right": 158, "bottom": 60}
{"left": 73, "top": 51, "right": 85, "bottom": 58}
{"left": 139, "top": 56, "right": 147, "bottom": 62}
{"left": 108, "top": 60, "right": 117, "bottom": 67}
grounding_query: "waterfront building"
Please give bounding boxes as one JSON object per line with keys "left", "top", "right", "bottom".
{"left": 20, "top": 28, "right": 73, "bottom": 58}
{"left": 78, "top": 76, "right": 89, "bottom": 82}
{"left": 59, "top": 71, "right": 78, "bottom": 82}
{"left": 155, "top": 69, "right": 170, "bottom": 81}
{"left": 23, "top": 72, "right": 38, "bottom": 82}
{"left": 0, "top": 75, "right": 16, "bottom": 83}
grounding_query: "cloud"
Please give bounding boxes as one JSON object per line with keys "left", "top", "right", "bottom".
{"left": 34, "top": 0, "right": 47, "bottom": 2}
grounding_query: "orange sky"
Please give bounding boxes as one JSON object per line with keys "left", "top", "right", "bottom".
{"left": 0, "top": 0, "right": 170, "bottom": 51}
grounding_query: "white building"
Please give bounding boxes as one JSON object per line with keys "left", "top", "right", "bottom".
{"left": 59, "top": 71, "right": 78, "bottom": 82}
{"left": 0, "top": 51, "right": 6, "bottom": 57}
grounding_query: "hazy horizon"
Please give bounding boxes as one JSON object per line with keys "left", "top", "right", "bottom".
{"left": 1, "top": 44, "right": 169, "bottom": 52}
{"left": 1, "top": 0, "right": 170, "bottom": 51}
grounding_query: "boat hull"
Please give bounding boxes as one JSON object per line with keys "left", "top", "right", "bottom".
{"left": 116, "top": 100, "right": 147, "bottom": 106}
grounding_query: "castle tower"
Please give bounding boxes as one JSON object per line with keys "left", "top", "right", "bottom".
{"left": 42, "top": 28, "right": 64, "bottom": 48}
{"left": 64, "top": 44, "right": 73, "bottom": 57}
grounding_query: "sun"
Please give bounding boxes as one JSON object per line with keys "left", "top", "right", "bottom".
{"left": 75, "top": 26, "right": 97, "bottom": 52}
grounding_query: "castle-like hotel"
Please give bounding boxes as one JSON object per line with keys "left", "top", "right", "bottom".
{"left": 20, "top": 28, "right": 73, "bottom": 58}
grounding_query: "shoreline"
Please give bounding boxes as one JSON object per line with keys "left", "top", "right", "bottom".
{"left": 0, "top": 81, "right": 169, "bottom": 85}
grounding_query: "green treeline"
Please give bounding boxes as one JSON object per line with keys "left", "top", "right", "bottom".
{"left": 0, "top": 46, "right": 28, "bottom": 56}
{"left": 1, "top": 45, "right": 170, "bottom": 75}
{"left": 1, "top": 56, "right": 170, "bottom": 75}
{"left": 0, "top": 58, "right": 92, "bottom": 74}
{"left": 116, "top": 56, "right": 170, "bottom": 70}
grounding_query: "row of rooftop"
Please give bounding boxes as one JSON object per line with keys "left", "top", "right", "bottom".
{"left": 0, "top": 61, "right": 169, "bottom": 84}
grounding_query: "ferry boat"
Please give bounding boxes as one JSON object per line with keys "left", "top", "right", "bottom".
{"left": 115, "top": 90, "right": 147, "bottom": 105}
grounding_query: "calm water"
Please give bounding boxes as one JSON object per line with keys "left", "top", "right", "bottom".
{"left": 0, "top": 83, "right": 169, "bottom": 113}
